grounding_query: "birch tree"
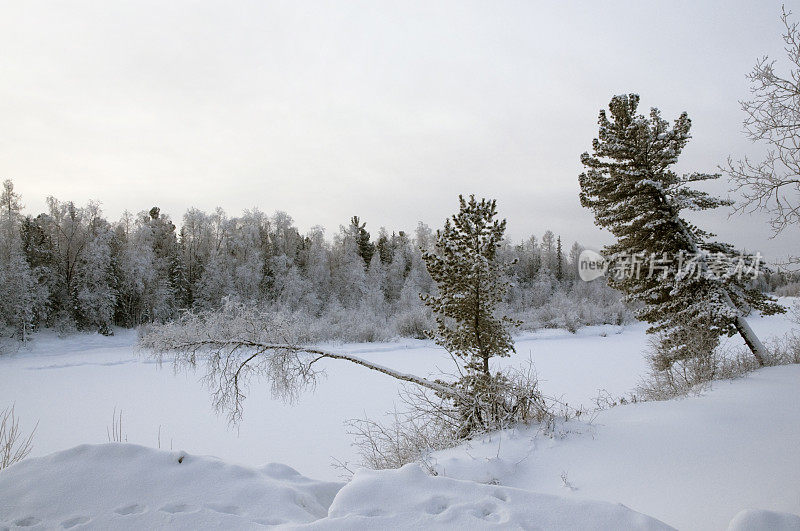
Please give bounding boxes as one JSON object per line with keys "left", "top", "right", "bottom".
{"left": 725, "top": 6, "right": 800, "bottom": 267}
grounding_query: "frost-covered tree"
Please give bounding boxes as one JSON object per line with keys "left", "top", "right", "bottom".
{"left": 383, "top": 234, "right": 410, "bottom": 302}
{"left": 0, "top": 180, "right": 43, "bottom": 341}
{"left": 365, "top": 253, "right": 387, "bottom": 314}
{"left": 140, "top": 196, "right": 543, "bottom": 439}
{"left": 348, "top": 216, "right": 375, "bottom": 267}
{"left": 725, "top": 6, "right": 800, "bottom": 267}
{"left": 555, "top": 235, "right": 564, "bottom": 282}
{"left": 302, "top": 225, "right": 332, "bottom": 307}
{"left": 270, "top": 211, "right": 303, "bottom": 262}
{"left": 177, "top": 207, "right": 214, "bottom": 308}
{"left": 541, "top": 230, "right": 555, "bottom": 272}
{"left": 39, "top": 198, "right": 95, "bottom": 330}
{"left": 422, "top": 195, "right": 519, "bottom": 433}
{"left": 226, "top": 209, "right": 268, "bottom": 303}
{"left": 567, "top": 241, "right": 584, "bottom": 282}
{"left": 113, "top": 207, "right": 179, "bottom": 326}
{"left": 331, "top": 225, "right": 368, "bottom": 308}
{"left": 579, "top": 94, "right": 783, "bottom": 367}
{"left": 74, "top": 210, "right": 116, "bottom": 334}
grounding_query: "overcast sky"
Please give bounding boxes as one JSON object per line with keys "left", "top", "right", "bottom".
{"left": 1, "top": 0, "right": 796, "bottom": 262}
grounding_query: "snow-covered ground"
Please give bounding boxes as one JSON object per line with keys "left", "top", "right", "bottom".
{"left": 430, "top": 363, "right": 800, "bottom": 530}
{"left": 0, "top": 322, "right": 651, "bottom": 482}
{"left": 1, "top": 299, "right": 798, "bottom": 529}
{"left": 0, "top": 444, "right": 672, "bottom": 529}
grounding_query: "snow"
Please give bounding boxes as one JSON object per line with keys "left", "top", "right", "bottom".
{"left": 0, "top": 298, "right": 798, "bottom": 529}
{"left": 0, "top": 322, "right": 650, "bottom": 482}
{"left": 0, "top": 445, "right": 671, "bottom": 530}
{"left": 726, "top": 509, "right": 800, "bottom": 531}
{"left": 429, "top": 364, "right": 800, "bottom": 530}
{"left": 0, "top": 444, "right": 341, "bottom": 529}
{"left": 309, "top": 464, "right": 672, "bottom": 530}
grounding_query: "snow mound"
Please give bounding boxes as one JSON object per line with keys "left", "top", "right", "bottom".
{"left": 308, "top": 464, "right": 674, "bottom": 530}
{"left": 428, "top": 364, "right": 800, "bottom": 530}
{"left": 0, "top": 443, "right": 342, "bottom": 529}
{"left": 0, "top": 444, "right": 675, "bottom": 530}
{"left": 727, "top": 509, "right": 800, "bottom": 530}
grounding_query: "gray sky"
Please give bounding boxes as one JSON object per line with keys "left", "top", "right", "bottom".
{"left": 1, "top": 0, "right": 796, "bottom": 262}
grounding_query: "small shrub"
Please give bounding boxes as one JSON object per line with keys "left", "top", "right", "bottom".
{"left": 637, "top": 321, "right": 800, "bottom": 402}
{"left": 775, "top": 282, "right": 800, "bottom": 297}
{"left": 1, "top": 404, "right": 37, "bottom": 470}
{"left": 345, "top": 362, "right": 557, "bottom": 472}
{"left": 764, "top": 332, "right": 800, "bottom": 366}
{"left": 394, "top": 308, "right": 434, "bottom": 339}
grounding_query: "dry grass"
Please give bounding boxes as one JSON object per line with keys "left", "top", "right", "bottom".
{"left": 1, "top": 404, "right": 37, "bottom": 470}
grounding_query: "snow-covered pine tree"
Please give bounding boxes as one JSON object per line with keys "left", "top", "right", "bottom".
{"left": 579, "top": 94, "right": 783, "bottom": 367}
{"left": 349, "top": 216, "right": 375, "bottom": 267}
{"left": 555, "top": 235, "right": 564, "bottom": 282}
{"left": 422, "top": 195, "right": 519, "bottom": 433}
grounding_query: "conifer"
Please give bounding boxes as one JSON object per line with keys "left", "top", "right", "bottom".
{"left": 579, "top": 94, "right": 783, "bottom": 367}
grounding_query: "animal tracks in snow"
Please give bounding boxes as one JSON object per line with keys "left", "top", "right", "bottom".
{"left": 12, "top": 516, "right": 41, "bottom": 527}
{"left": 204, "top": 503, "right": 242, "bottom": 516}
{"left": 114, "top": 503, "right": 146, "bottom": 516}
{"left": 159, "top": 503, "right": 199, "bottom": 514}
{"left": 60, "top": 515, "right": 91, "bottom": 528}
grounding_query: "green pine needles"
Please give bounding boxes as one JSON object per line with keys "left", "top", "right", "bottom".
{"left": 421, "top": 195, "right": 517, "bottom": 374}
{"left": 579, "top": 94, "right": 783, "bottom": 368}
{"left": 421, "top": 195, "right": 526, "bottom": 434}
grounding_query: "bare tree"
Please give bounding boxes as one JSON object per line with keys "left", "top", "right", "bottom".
{"left": 140, "top": 301, "right": 467, "bottom": 425}
{"left": 726, "top": 6, "right": 800, "bottom": 266}
{"left": 1, "top": 404, "right": 37, "bottom": 470}
{"left": 140, "top": 299, "right": 551, "bottom": 447}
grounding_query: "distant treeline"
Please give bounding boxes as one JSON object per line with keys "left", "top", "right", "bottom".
{"left": 1, "top": 180, "right": 794, "bottom": 344}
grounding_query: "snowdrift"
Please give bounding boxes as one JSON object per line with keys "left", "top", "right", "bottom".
{"left": 430, "top": 364, "right": 800, "bottom": 530}
{"left": 307, "top": 464, "right": 673, "bottom": 530}
{"left": 0, "top": 444, "right": 671, "bottom": 529}
{"left": 0, "top": 444, "right": 341, "bottom": 529}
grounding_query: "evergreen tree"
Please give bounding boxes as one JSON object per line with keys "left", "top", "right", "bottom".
{"left": 555, "top": 235, "right": 564, "bottom": 281}
{"left": 349, "top": 216, "right": 375, "bottom": 266}
{"left": 375, "top": 227, "right": 392, "bottom": 264}
{"left": 143, "top": 207, "right": 179, "bottom": 320}
{"left": 579, "top": 94, "right": 783, "bottom": 367}
{"left": 422, "top": 195, "right": 518, "bottom": 433}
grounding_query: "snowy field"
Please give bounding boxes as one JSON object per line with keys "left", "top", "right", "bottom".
{"left": 0, "top": 323, "right": 654, "bottom": 482}
{"left": 1, "top": 299, "right": 798, "bottom": 529}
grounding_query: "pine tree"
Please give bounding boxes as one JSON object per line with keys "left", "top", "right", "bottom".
{"left": 579, "top": 94, "right": 783, "bottom": 367}
{"left": 555, "top": 235, "right": 564, "bottom": 282}
{"left": 349, "top": 216, "right": 375, "bottom": 266}
{"left": 422, "top": 195, "right": 518, "bottom": 433}
{"left": 375, "top": 227, "right": 392, "bottom": 264}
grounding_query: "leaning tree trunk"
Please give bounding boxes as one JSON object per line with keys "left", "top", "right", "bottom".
{"left": 665, "top": 197, "right": 769, "bottom": 366}
{"left": 732, "top": 312, "right": 768, "bottom": 366}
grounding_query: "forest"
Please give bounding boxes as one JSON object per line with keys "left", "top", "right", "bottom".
{"left": 0, "top": 179, "right": 653, "bottom": 345}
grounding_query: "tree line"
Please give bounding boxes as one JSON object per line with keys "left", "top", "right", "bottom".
{"left": 0, "top": 180, "right": 645, "bottom": 344}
